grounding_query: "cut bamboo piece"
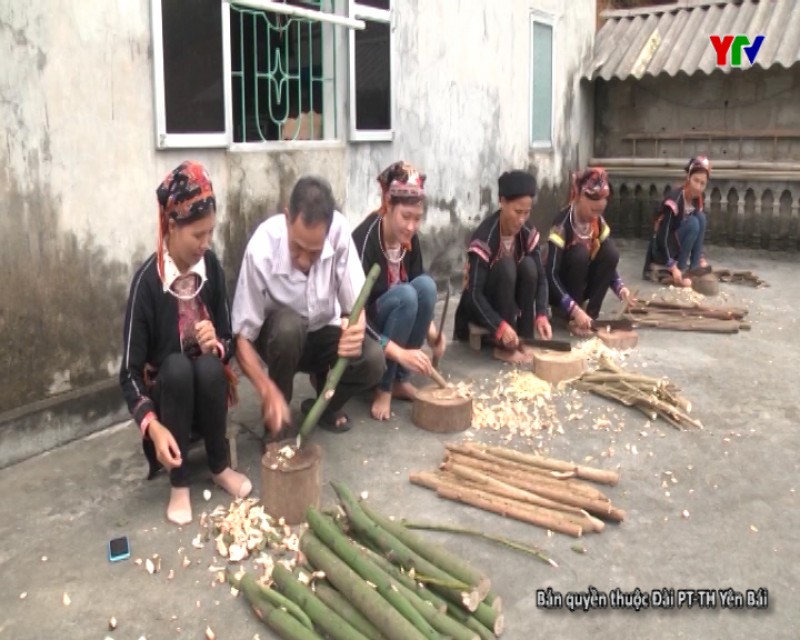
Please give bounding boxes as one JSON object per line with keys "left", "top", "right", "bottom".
{"left": 441, "top": 463, "right": 605, "bottom": 533}
{"left": 474, "top": 444, "right": 621, "bottom": 486}
{"left": 447, "top": 446, "right": 610, "bottom": 499}
{"left": 433, "top": 483, "right": 584, "bottom": 538}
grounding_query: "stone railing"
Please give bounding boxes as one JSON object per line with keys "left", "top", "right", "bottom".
{"left": 595, "top": 159, "right": 800, "bottom": 251}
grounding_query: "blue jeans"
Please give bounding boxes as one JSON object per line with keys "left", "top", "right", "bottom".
{"left": 373, "top": 275, "right": 437, "bottom": 391}
{"left": 677, "top": 211, "right": 707, "bottom": 271}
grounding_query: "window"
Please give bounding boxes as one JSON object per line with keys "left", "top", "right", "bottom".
{"left": 348, "top": 0, "right": 393, "bottom": 141}
{"left": 530, "top": 14, "right": 554, "bottom": 148}
{"left": 152, "top": 0, "right": 364, "bottom": 149}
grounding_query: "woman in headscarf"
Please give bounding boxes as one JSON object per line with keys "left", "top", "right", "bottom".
{"left": 644, "top": 156, "right": 712, "bottom": 287}
{"left": 120, "top": 161, "right": 251, "bottom": 526}
{"left": 352, "top": 161, "right": 445, "bottom": 421}
{"left": 454, "top": 170, "right": 552, "bottom": 364}
{"left": 546, "top": 167, "right": 631, "bottom": 337}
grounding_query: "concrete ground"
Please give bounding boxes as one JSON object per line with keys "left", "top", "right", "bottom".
{"left": 1, "top": 242, "right": 798, "bottom": 640}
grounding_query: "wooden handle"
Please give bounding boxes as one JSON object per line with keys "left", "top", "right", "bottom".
{"left": 429, "top": 368, "right": 449, "bottom": 389}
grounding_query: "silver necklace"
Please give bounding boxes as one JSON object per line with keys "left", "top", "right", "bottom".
{"left": 569, "top": 205, "right": 593, "bottom": 240}
{"left": 379, "top": 217, "right": 406, "bottom": 264}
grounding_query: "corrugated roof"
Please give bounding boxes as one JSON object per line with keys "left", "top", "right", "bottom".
{"left": 588, "top": 0, "right": 800, "bottom": 80}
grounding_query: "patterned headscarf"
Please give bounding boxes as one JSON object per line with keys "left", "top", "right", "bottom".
{"left": 377, "top": 161, "right": 426, "bottom": 205}
{"left": 155, "top": 161, "right": 216, "bottom": 280}
{"left": 570, "top": 167, "right": 610, "bottom": 203}
{"left": 685, "top": 155, "right": 711, "bottom": 177}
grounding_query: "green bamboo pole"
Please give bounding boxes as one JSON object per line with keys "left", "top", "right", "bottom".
{"left": 232, "top": 572, "right": 324, "bottom": 640}
{"left": 445, "top": 603, "right": 497, "bottom": 640}
{"left": 331, "top": 482, "right": 481, "bottom": 612}
{"left": 312, "top": 582, "right": 385, "bottom": 640}
{"left": 297, "top": 264, "right": 381, "bottom": 445}
{"left": 272, "top": 565, "right": 373, "bottom": 640}
{"left": 300, "top": 532, "right": 426, "bottom": 640}
{"left": 360, "top": 503, "right": 491, "bottom": 599}
{"left": 306, "top": 508, "right": 440, "bottom": 639}
{"left": 256, "top": 582, "right": 314, "bottom": 630}
{"left": 400, "top": 521, "right": 558, "bottom": 568}
{"left": 361, "top": 548, "right": 449, "bottom": 613}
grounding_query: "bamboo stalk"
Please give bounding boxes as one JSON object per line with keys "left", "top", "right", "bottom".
{"left": 312, "top": 582, "right": 385, "bottom": 640}
{"left": 301, "top": 533, "right": 427, "bottom": 640}
{"left": 434, "top": 483, "right": 585, "bottom": 537}
{"left": 401, "top": 521, "right": 558, "bottom": 568}
{"left": 256, "top": 583, "right": 315, "bottom": 630}
{"left": 446, "top": 604, "right": 497, "bottom": 640}
{"left": 360, "top": 547, "right": 449, "bottom": 613}
{"left": 411, "top": 472, "right": 585, "bottom": 536}
{"left": 272, "top": 565, "right": 374, "bottom": 640}
{"left": 298, "top": 264, "right": 381, "bottom": 445}
{"left": 445, "top": 449, "right": 609, "bottom": 501}
{"left": 474, "top": 444, "right": 620, "bottom": 486}
{"left": 442, "top": 462, "right": 605, "bottom": 533}
{"left": 332, "top": 482, "right": 482, "bottom": 612}
{"left": 233, "top": 572, "right": 324, "bottom": 640}
{"left": 306, "top": 508, "right": 439, "bottom": 640}
{"left": 359, "top": 502, "right": 492, "bottom": 600}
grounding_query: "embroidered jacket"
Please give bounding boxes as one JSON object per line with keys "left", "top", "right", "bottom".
{"left": 352, "top": 212, "right": 425, "bottom": 346}
{"left": 652, "top": 187, "right": 703, "bottom": 268}
{"left": 459, "top": 210, "right": 548, "bottom": 338}
{"left": 547, "top": 206, "right": 624, "bottom": 315}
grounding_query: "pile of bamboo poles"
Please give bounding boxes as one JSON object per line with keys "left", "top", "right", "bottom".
{"left": 625, "top": 298, "right": 750, "bottom": 333}
{"left": 231, "top": 482, "right": 504, "bottom": 640}
{"left": 573, "top": 354, "right": 701, "bottom": 431}
{"left": 410, "top": 443, "right": 624, "bottom": 540}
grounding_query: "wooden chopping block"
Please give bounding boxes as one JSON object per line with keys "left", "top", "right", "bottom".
{"left": 467, "top": 322, "right": 489, "bottom": 351}
{"left": 412, "top": 384, "right": 473, "bottom": 433}
{"left": 691, "top": 273, "right": 720, "bottom": 296}
{"left": 261, "top": 439, "right": 322, "bottom": 525}
{"left": 595, "top": 328, "right": 639, "bottom": 350}
{"left": 532, "top": 349, "right": 586, "bottom": 383}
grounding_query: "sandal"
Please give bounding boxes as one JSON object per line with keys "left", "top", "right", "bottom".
{"left": 300, "top": 398, "right": 352, "bottom": 434}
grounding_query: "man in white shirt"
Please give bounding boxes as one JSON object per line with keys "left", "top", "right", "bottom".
{"left": 232, "top": 175, "right": 385, "bottom": 435}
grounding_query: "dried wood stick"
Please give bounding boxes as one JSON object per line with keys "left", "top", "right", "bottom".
{"left": 475, "top": 444, "right": 620, "bottom": 486}
{"left": 445, "top": 450, "right": 608, "bottom": 500}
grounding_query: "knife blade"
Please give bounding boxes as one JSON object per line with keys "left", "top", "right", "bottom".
{"left": 432, "top": 282, "right": 451, "bottom": 368}
{"left": 519, "top": 337, "right": 572, "bottom": 352}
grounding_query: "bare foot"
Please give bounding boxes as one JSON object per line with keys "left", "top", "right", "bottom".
{"left": 166, "top": 487, "right": 192, "bottom": 525}
{"left": 371, "top": 389, "right": 392, "bottom": 421}
{"left": 392, "top": 380, "right": 418, "bottom": 401}
{"left": 672, "top": 276, "right": 693, "bottom": 288}
{"left": 492, "top": 347, "right": 533, "bottom": 365}
{"left": 212, "top": 467, "right": 253, "bottom": 499}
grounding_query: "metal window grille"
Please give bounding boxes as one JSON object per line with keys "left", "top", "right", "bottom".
{"left": 230, "top": 1, "right": 338, "bottom": 143}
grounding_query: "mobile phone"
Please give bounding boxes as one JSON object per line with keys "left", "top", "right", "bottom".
{"left": 108, "top": 536, "right": 131, "bottom": 562}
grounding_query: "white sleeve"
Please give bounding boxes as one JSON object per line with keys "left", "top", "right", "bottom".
{"left": 231, "top": 243, "right": 270, "bottom": 342}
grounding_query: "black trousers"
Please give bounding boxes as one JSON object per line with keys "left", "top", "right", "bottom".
{"left": 463, "top": 256, "right": 539, "bottom": 339}
{"left": 148, "top": 353, "right": 229, "bottom": 487}
{"left": 551, "top": 239, "right": 620, "bottom": 319}
{"left": 256, "top": 307, "right": 386, "bottom": 413}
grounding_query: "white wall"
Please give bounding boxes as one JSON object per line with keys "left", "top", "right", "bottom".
{"left": 0, "top": 0, "right": 595, "bottom": 422}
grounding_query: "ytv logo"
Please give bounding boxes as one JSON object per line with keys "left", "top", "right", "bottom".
{"left": 710, "top": 35, "right": 765, "bottom": 66}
